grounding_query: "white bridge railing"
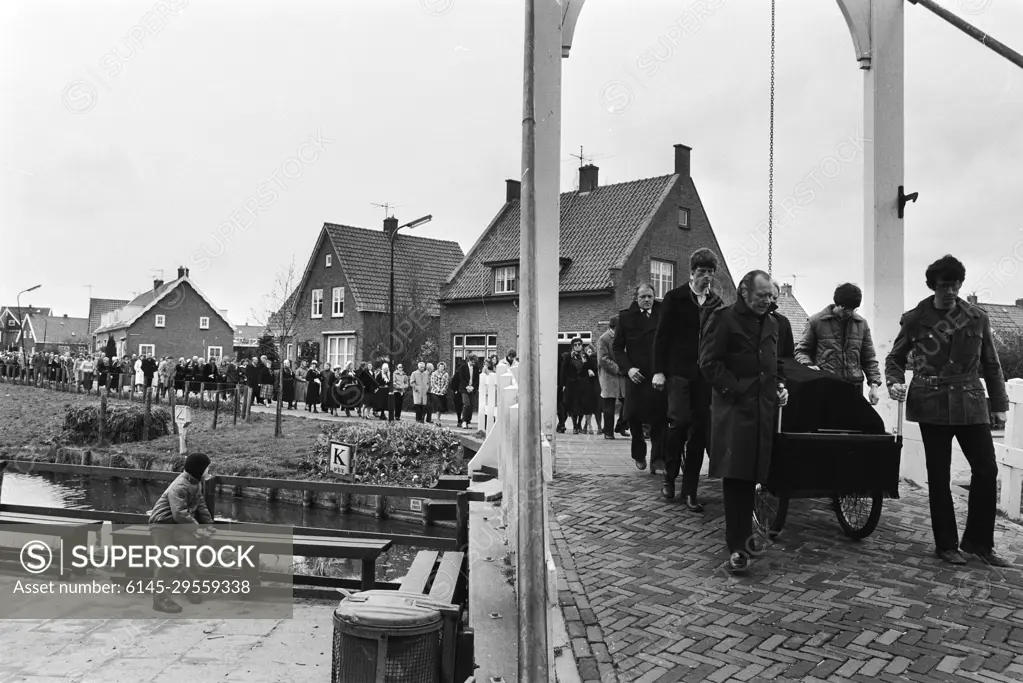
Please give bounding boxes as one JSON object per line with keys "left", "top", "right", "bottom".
{"left": 994, "top": 378, "right": 1023, "bottom": 520}
{"left": 467, "top": 363, "right": 557, "bottom": 673}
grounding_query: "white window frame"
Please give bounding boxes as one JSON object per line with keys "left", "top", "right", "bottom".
{"left": 7, "top": 318, "right": 15, "bottom": 327}
{"left": 207, "top": 346, "right": 223, "bottom": 360}
{"left": 138, "top": 343, "right": 155, "bottom": 357}
{"left": 494, "top": 266, "right": 517, "bottom": 294}
{"left": 556, "top": 331, "right": 593, "bottom": 345}
{"left": 651, "top": 259, "right": 675, "bottom": 300}
{"left": 286, "top": 343, "right": 294, "bottom": 361}
{"left": 325, "top": 335, "right": 355, "bottom": 371}
{"left": 311, "top": 289, "right": 323, "bottom": 318}
{"left": 199, "top": 316, "right": 210, "bottom": 330}
{"left": 452, "top": 333, "right": 497, "bottom": 370}
{"left": 326, "top": 254, "right": 332, "bottom": 267}
{"left": 332, "top": 286, "right": 345, "bottom": 318}
{"left": 678, "top": 206, "right": 690, "bottom": 229}
{"left": 155, "top": 314, "right": 166, "bottom": 328}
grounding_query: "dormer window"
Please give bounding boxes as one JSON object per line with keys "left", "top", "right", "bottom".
{"left": 494, "top": 266, "right": 517, "bottom": 294}
{"left": 678, "top": 206, "right": 690, "bottom": 230}
{"left": 326, "top": 254, "right": 332, "bottom": 267}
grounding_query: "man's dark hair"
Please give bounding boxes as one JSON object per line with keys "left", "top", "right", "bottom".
{"left": 689, "top": 248, "right": 719, "bottom": 272}
{"left": 737, "top": 270, "right": 770, "bottom": 299}
{"left": 609, "top": 315, "right": 618, "bottom": 329}
{"left": 833, "top": 283, "right": 862, "bottom": 309}
{"left": 925, "top": 255, "right": 967, "bottom": 290}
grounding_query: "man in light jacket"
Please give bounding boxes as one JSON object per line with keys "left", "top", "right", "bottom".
{"left": 597, "top": 316, "right": 628, "bottom": 440}
{"left": 795, "top": 282, "right": 883, "bottom": 404}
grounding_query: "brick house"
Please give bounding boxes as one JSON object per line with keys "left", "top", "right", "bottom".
{"left": 92, "top": 266, "right": 235, "bottom": 360}
{"left": 18, "top": 313, "right": 90, "bottom": 354}
{"left": 286, "top": 221, "right": 464, "bottom": 369}
{"left": 438, "top": 143, "right": 738, "bottom": 367}
{"left": 1, "top": 306, "right": 50, "bottom": 351}
{"left": 774, "top": 283, "right": 810, "bottom": 337}
{"left": 88, "top": 298, "right": 129, "bottom": 338}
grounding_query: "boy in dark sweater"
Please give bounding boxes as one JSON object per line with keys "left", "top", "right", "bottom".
{"left": 652, "top": 249, "right": 724, "bottom": 509}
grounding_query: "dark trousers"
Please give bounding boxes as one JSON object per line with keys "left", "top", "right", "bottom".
{"left": 723, "top": 478, "right": 756, "bottom": 554}
{"left": 629, "top": 417, "right": 666, "bottom": 465}
{"left": 392, "top": 393, "right": 403, "bottom": 420}
{"left": 557, "top": 387, "right": 567, "bottom": 430}
{"left": 453, "top": 391, "right": 463, "bottom": 422}
{"left": 414, "top": 404, "right": 426, "bottom": 422}
{"left": 461, "top": 390, "right": 477, "bottom": 426}
{"left": 601, "top": 397, "right": 626, "bottom": 436}
{"left": 665, "top": 375, "right": 712, "bottom": 496}
{"left": 919, "top": 423, "right": 997, "bottom": 551}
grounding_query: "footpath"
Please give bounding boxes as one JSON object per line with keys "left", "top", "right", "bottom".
{"left": 549, "top": 433, "right": 1023, "bottom": 683}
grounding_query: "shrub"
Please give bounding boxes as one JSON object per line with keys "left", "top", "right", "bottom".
{"left": 314, "top": 421, "right": 465, "bottom": 487}
{"left": 993, "top": 328, "right": 1023, "bottom": 382}
{"left": 62, "top": 404, "right": 171, "bottom": 445}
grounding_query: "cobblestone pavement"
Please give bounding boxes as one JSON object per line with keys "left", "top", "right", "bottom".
{"left": 550, "top": 433, "right": 1023, "bottom": 683}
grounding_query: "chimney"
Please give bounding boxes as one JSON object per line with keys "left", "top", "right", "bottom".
{"left": 506, "top": 179, "right": 521, "bottom": 202}
{"left": 579, "top": 164, "right": 599, "bottom": 193}
{"left": 780, "top": 283, "right": 793, "bottom": 297}
{"left": 177, "top": 266, "right": 186, "bottom": 279}
{"left": 383, "top": 216, "right": 398, "bottom": 239}
{"left": 674, "top": 144, "right": 691, "bottom": 177}
{"left": 1016, "top": 298, "right": 1023, "bottom": 308}
{"left": 154, "top": 279, "right": 164, "bottom": 291}
{"left": 967, "top": 294, "right": 979, "bottom": 305}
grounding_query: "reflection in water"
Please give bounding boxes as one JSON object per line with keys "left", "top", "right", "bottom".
{"left": 2, "top": 473, "right": 451, "bottom": 582}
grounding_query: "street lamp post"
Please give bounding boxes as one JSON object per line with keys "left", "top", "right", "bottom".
{"left": 387, "top": 215, "right": 432, "bottom": 414}
{"left": 16, "top": 285, "right": 41, "bottom": 374}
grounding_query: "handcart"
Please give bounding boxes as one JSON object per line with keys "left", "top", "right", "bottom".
{"left": 753, "top": 401, "right": 904, "bottom": 541}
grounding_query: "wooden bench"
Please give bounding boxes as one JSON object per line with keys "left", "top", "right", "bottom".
{"left": 400, "top": 550, "right": 473, "bottom": 683}
{"left": 0, "top": 511, "right": 104, "bottom": 576}
{"left": 112, "top": 525, "right": 392, "bottom": 590}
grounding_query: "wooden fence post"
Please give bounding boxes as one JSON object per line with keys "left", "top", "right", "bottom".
{"left": 245, "top": 387, "right": 253, "bottom": 422}
{"left": 98, "top": 390, "right": 108, "bottom": 447}
{"left": 200, "top": 382, "right": 206, "bottom": 410}
{"left": 456, "top": 492, "right": 469, "bottom": 551}
{"left": 203, "top": 475, "right": 218, "bottom": 521}
{"left": 143, "top": 387, "right": 152, "bottom": 442}
{"left": 212, "top": 392, "right": 220, "bottom": 430}
{"left": 169, "top": 385, "right": 178, "bottom": 436}
{"left": 233, "top": 385, "right": 239, "bottom": 426}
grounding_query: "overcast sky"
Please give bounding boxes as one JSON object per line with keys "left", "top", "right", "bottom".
{"left": 2, "top": 0, "right": 1021, "bottom": 330}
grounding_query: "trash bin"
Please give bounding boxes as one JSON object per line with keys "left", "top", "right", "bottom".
{"left": 331, "top": 590, "right": 447, "bottom": 683}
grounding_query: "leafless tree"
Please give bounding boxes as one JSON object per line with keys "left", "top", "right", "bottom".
{"left": 362, "top": 271, "right": 439, "bottom": 369}
{"left": 253, "top": 260, "right": 301, "bottom": 438}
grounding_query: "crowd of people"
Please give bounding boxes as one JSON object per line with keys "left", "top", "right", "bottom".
{"left": 599, "top": 248, "right": 1009, "bottom": 575}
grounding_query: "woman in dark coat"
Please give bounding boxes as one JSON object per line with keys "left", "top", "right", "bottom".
{"left": 281, "top": 360, "right": 296, "bottom": 409}
{"left": 356, "top": 362, "right": 378, "bottom": 418}
{"left": 97, "top": 357, "right": 109, "bottom": 391}
{"left": 305, "top": 361, "right": 321, "bottom": 412}
{"left": 583, "top": 344, "right": 601, "bottom": 434}
{"left": 560, "top": 338, "right": 593, "bottom": 434}
{"left": 374, "top": 363, "right": 391, "bottom": 420}
{"left": 320, "top": 363, "right": 338, "bottom": 416}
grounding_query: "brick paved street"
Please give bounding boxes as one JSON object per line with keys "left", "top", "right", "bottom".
{"left": 550, "top": 433, "right": 1023, "bottom": 683}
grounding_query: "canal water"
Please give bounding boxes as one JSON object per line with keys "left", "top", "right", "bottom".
{"left": 1, "top": 472, "right": 452, "bottom": 583}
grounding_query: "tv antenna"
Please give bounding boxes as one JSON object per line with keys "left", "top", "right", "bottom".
{"left": 786, "top": 274, "right": 805, "bottom": 290}
{"left": 371, "top": 202, "right": 402, "bottom": 219}
{"left": 567, "top": 146, "right": 610, "bottom": 168}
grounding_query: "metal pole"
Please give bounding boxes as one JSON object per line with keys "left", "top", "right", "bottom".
{"left": 518, "top": 0, "right": 548, "bottom": 678}
{"left": 389, "top": 231, "right": 396, "bottom": 411}
{"left": 908, "top": 0, "right": 1023, "bottom": 70}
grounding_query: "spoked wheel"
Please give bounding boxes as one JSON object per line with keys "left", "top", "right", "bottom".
{"left": 833, "top": 493, "right": 883, "bottom": 540}
{"left": 753, "top": 483, "right": 789, "bottom": 538}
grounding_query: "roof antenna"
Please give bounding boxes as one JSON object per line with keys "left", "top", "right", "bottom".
{"left": 371, "top": 202, "right": 401, "bottom": 219}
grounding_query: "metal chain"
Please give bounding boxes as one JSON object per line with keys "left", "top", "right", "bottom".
{"left": 768, "top": 0, "right": 776, "bottom": 276}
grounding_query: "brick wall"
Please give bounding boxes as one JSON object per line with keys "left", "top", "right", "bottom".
{"left": 289, "top": 231, "right": 366, "bottom": 364}
{"left": 117, "top": 281, "right": 234, "bottom": 359}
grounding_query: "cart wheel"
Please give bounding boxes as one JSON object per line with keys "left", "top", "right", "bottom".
{"left": 833, "top": 493, "right": 883, "bottom": 540}
{"left": 753, "top": 484, "right": 789, "bottom": 538}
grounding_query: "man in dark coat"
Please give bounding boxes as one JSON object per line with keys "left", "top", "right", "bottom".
{"left": 652, "top": 248, "right": 724, "bottom": 508}
{"left": 886, "top": 254, "right": 1009, "bottom": 567}
{"left": 141, "top": 353, "right": 158, "bottom": 390}
{"left": 454, "top": 354, "right": 481, "bottom": 429}
{"left": 700, "top": 270, "right": 788, "bottom": 574}
{"left": 244, "top": 358, "right": 261, "bottom": 405}
{"left": 613, "top": 284, "right": 668, "bottom": 472}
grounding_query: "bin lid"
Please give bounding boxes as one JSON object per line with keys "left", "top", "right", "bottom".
{"left": 335, "top": 590, "right": 445, "bottom": 631}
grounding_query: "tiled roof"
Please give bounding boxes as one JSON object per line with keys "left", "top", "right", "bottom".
{"left": 88, "top": 298, "right": 129, "bottom": 334}
{"left": 443, "top": 175, "right": 677, "bottom": 300}
{"left": 975, "top": 302, "right": 1023, "bottom": 338}
{"left": 234, "top": 324, "right": 266, "bottom": 340}
{"left": 2, "top": 306, "right": 50, "bottom": 319}
{"left": 127, "top": 282, "right": 175, "bottom": 308}
{"left": 323, "top": 223, "right": 464, "bottom": 315}
{"left": 775, "top": 289, "right": 810, "bottom": 335}
{"left": 25, "top": 315, "right": 90, "bottom": 342}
